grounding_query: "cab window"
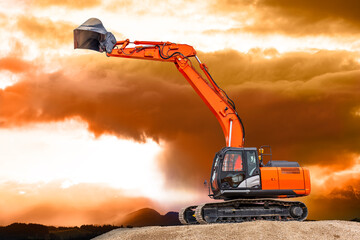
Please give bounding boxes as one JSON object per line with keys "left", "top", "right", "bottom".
{"left": 222, "top": 153, "right": 243, "bottom": 171}
{"left": 211, "top": 156, "right": 220, "bottom": 190}
{"left": 246, "top": 151, "right": 257, "bottom": 176}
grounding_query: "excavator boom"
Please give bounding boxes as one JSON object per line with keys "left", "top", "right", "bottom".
{"left": 74, "top": 18, "right": 244, "bottom": 147}
{"left": 109, "top": 41, "right": 245, "bottom": 147}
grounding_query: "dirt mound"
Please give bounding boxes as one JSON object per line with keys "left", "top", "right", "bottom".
{"left": 93, "top": 220, "right": 360, "bottom": 240}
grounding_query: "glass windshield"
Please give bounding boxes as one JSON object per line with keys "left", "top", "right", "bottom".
{"left": 247, "top": 151, "right": 257, "bottom": 176}
{"left": 222, "top": 153, "right": 243, "bottom": 171}
{"left": 211, "top": 156, "right": 220, "bottom": 192}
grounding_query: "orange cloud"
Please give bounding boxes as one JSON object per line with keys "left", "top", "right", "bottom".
{"left": 33, "top": 0, "right": 101, "bottom": 9}
{"left": 16, "top": 16, "right": 75, "bottom": 45}
{"left": 259, "top": 0, "right": 360, "bottom": 26}
{"left": 209, "top": 0, "right": 360, "bottom": 35}
{"left": 0, "top": 57, "right": 33, "bottom": 73}
{"left": 304, "top": 166, "right": 360, "bottom": 220}
{"left": 304, "top": 192, "right": 360, "bottom": 220}
{"left": 1, "top": 50, "right": 360, "bottom": 182}
{"left": 0, "top": 181, "right": 156, "bottom": 226}
{"left": 1, "top": 49, "right": 360, "bottom": 220}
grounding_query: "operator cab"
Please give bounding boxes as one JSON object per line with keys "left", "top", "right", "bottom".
{"left": 210, "top": 147, "right": 261, "bottom": 199}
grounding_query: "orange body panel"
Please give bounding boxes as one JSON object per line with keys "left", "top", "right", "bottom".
{"left": 260, "top": 167, "right": 279, "bottom": 190}
{"left": 303, "top": 167, "right": 311, "bottom": 195}
{"left": 260, "top": 167, "right": 310, "bottom": 196}
{"left": 278, "top": 167, "right": 304, "bottom": 190}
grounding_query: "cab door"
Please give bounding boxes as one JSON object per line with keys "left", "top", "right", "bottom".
{"left": 243, "top": 150, "right": 261, "bottom": 189}
{"left": 219, "top": 150, "right": 247, "bottom": 189}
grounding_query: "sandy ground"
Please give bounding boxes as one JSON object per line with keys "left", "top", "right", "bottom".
{"left": 93, "top": 220, "right": 360, "bottom": 240}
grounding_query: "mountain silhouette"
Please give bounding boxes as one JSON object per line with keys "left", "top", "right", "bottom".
{"left": 119, "top": 208, "right": 180, "bottom": 227}
{"left": 0, "top": 223, "right": 118, "bottom": 240}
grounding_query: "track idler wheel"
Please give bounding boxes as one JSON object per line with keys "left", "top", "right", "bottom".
{"left": 179, "top": 206, "right": 198, "bottom": 224}
{"left": 290, "top": 206, "right": 303, "bottom": 218}
{"left": 289, "top": 204, "right": 308, "bottom": 220}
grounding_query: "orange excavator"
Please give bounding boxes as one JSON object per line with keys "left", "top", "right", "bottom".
{"left": 74, "top": 18, "right": 311, "bottom": 224}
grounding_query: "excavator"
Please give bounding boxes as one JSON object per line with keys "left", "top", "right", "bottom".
{"left": 74, "top": 18, "right": 311, "bottom": 224}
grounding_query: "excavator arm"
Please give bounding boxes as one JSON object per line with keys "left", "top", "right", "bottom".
{"left": 74, "top": 18, "right": 244, "bottom": 147}
{"left": 108, "top": 40, "right": 245, "bottom": 147}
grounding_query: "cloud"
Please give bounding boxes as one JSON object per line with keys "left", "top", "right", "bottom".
{"left": 200, "top": 49, "right": 360, "bottom": 84}
{"left": 330, "top": 184, "right": 360, "bottom": 200}
{"left": 234, "top": 71, "right": 360, "bottom": 167}
{"left": 0, "top": 54, "right": 222, "bottom": 186}
{"left": 305, "top": 176, "right": 360, "bottom": 220}
{"left": 0, "top": 181, "right": 155, "bottom": 226}
{"left": 1, "top": 48, "right": 360, "bottom": 219}
{"left": 209, "top": 0, "right": 360, "bottom": 35}
{"left": 305, "top": 193, "right": 360, "bottom": 220}
{"left": 1, "top": 50, "right": 360, "bottom": 184}
{"left": 259, "top": 0, "right": 360, "bottom": 26}
{"left": 0, "top": 57, "right": 34, "bottom": 73}
{"left": 16, "top": 16, "right": 75, "bottom": 45}
{"left": 33, "top": 0, "right": 101, "bottom": 9}
{"left": 299, "top": 157, "right": 360, "bottom": 219}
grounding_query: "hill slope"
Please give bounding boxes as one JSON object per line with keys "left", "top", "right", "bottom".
{"left": 119, "top": 208, "right": 180, "bottom": 227}
{"left": 94, "top": 220, "right": 360, "bottom": 240}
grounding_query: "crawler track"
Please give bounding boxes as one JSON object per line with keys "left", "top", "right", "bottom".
{"left": 179, "top": 205, "right": 199, "bottom": 224}
{"left": 180, "top": 199, "right": 307, "bottom": 224}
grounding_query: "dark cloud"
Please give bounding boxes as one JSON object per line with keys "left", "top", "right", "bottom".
{"left": 200, "top": 49, "right": 360, "bottom": 171}
{"left": 0, "top": 54, "right": 222, "bottom": 186}
{"left": 200, "top": 49, "right": 359, "bottom": 84}
{"left": 260, "top": 0, "right": 360, "bottom": 25}
{"left": 330, "top": 184, "right": 360, "bottom": 200}
{"left": 305, "top": 196, "right": 360, "bottom": 220}
{"left": 209, "top": 0, "right": 360, "bottom": 35}
{"left": 1, "top": 49, "right": 360, "bottom": 219}
{"left": 304, "top": 178, "right": 360, "bottom": 220}
{"left": 2, "top": 50, "right": 360, "bottom": 179}
{"left": 231, "top": 70, "right": 360, "bottom": 168}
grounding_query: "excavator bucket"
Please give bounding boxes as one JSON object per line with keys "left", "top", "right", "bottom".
{"left": 74, "top": 18, "right": 117, "bottom": 54}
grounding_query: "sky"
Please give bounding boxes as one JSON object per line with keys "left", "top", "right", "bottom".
{"left": 0, "top": 0, "right": 359, "bottom": 225}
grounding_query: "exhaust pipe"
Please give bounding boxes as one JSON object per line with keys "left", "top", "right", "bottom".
{"left": 74, "top": 18, "right": 117, "bottom": 54}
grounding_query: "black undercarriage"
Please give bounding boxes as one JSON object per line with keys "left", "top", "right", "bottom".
{"left": 179, "top": 199, "right": 308, "bottom": 224}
